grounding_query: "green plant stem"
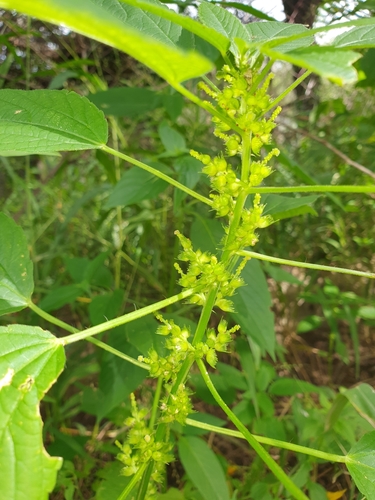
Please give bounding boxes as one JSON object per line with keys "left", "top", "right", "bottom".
{"left": 150, "top": 377, "right": 163, "bottom": 428}
{"left": 185, "top": 418, "right": 347, "bottom": 463}
{"left": 59, "top": 289, "right": 193, "bottom": 345}
{"left": 173, "top": 82, "right": 243, "bottom": 136}
{"left": 196, "top": 359, "right": 309, "bottom": 500}
{"left": 237, "top": 250, "right": 375, "bottom": 280}
{"left": 246, "top": 185, "right": 375, "bottom": 194}
{"left": 102, "top": 145, "right": 212, "bottom": 207}
{"left": 28, "top": 301, "right": 150, "bottom": 369}
{"left": 117, "top": 462, "right": 148, "bottom": 500}
{"left": 136, "top": 462, "right": 154, "bottom": 500}
{"left": 221, "top": 135, "right": 252, "bottom": 263}
{"left": 263, "top": 70, "right": 312, "bottom": 114}
{"left": 248, "top": 59, "right": 274, "bottom": 94}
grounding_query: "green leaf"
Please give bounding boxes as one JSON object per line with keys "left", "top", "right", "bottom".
{"left": 269, "top": 378, "right": 320, "bottom": 396}
{"left": 358, "top": 306, "right": 375, "bottom": 320}
{"left": 88, "top": 290, "right": 124, "bottom": 326}
{"left": 88, "top": 87, "right": 161, "bottom": 117}
{"left": 344, "top": 384, "right": 375, "bottom": 427}
{"left": 259, "top": 193, "right": 319, "bottom": 221}
{"left": 119, "top": 0, "right": 229, "bottom": 54}
{"left": 190, "top": 216, "right": 224, "bottom": 255}
{"left": 95, "top": 461, "right": 130, "bottom": 500}
{"left": 0, "top": 0, "right": 213, "bottom": 84}
{"left": 198, "top": 3, "right": 250, "bottom": 55}
{"left": 0, "top": 89, "right": 108, "bottom": 156}
{"left": 158, "top": 122, "right": 186, "bottom": 154}
{"left": 104, "top": 163, "right": 168, "bottom": 209}
{"left": 0, "top": 325, "right": 65, "bottom": 500}
{"left": 347, "top": 431, "right": 375, "bottom": 497}
{"left": 263, "top": 46, "right": 361, "bottom": 85}
{"left": 0, "top": 213, "right": 34, "bottom": 316}
{"left": 178, "top": 436, "right": 230, "bottom": 500}
{"left": 230, "top": 259, "right": 275, "bottom": 356}
{"left": 247, "top": 22, "right": 313, "bottom": 52}
{"left": 333, "top": 25, "right": 375, "bottom": 49}
{"left": 212, "top": 2, "right": 276, "bottom": 21}
{"left": 38, "top": 285, "right": 83, "bottom": 313}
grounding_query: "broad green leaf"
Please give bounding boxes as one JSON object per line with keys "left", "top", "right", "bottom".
{"left": 358, "top": 306, "right": 375, "bottom": 320}
{"left": 158, "top": 122, "right": 186, "bottom": 154}
{"left": 263, "top": 46, "right": 361, "bottom": 85}
{"left": 174, "top": 156, "right": 202, "bottom": 209}
{"left": 269, "top": 378, "right": 321, "bottom": 396}
{"left": 88, "top": 290, "right": 124, "bottom": 326}
{"left": 82, "top": 334, "right": 146, "bottom": 420}
{"left": 198, "top": 2, "right": 250, "bottom": 54}
{"left": 38, "top": 285, "right": 83, "bottom": 313}
{"left": 344, "top": 384, "right": 375, "bottom": 427}
{"left": 333, "top": 25, "right": 375, "bottom": 49}
{"left": 88, "top": 87, "right": 161, "bottom": 117}
{"left": 258, "top": 194, "right": 320, "bottom": 221}
{"left": 230, "top": 259, "right": 275, "bottom": 356}
{"left": 119, "top": 0, "right": 229, "bottom": 54}
{"left": 347, "top": 431, "right": 375, "bottom": 497}
{"left": 95, "top": 461, "right": 130, "bottom": 500}
{"left": 247, "top": 22, "right": 313, "bottom": 52}
{"left": 104, "top": 164, "right": 168, "bottom": 209}
{"left": 0, "top": 0, "right": 213, "bottom": 84}
{"left": 190, "top": 216, "right": 225, "bottom": 255}
{"left": 0, "top": 89, "right": 108, "bottom": 156}
{"left": 263, "top": 263, "right": 302, "bottom": 285}
{"left": 0, "top": 213, "right": 33, "bottom": 316}
{"left": 178, "top": 436, "right": 230, "bottom": 500}
{"left": 0, "top": 325, "right": 65, "bottom": 500}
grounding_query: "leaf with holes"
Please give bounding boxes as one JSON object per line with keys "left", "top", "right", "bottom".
{"left": 0, "top": 89, "right": 108, "bottom": 156}
{"left": 0, "top": 213, "right": 34, "bottom": 316}
{"left": 0, "top": 325, "right": 66, "bottom": 500}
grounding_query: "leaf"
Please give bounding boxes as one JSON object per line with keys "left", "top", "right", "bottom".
{"left": 213, "top": 2, "right": 276, "bottom": 21}
{"left": 230, "top": 259, "right": 275, "bottom": 357}
{"left": 95, "top": 461, "right": 130, "bottom": 500}
{"left": 247, "top": 22, "right": 313, "bottom": 52}
{"left": 259, "top": 194, "right": 320, "bottom": 221}
{"left": 198, "top": 2, "right": 250, "bottom": 55}
{"left": 0, "top": 325, "right": 65, "bottom": 500}
{"left": 326, "top": 490, "right": 347, "bottom": 500}
{"left": 0, "top": 89, "right": 108, "bottom": 156}
{"left": 38, "top": 285, "right": 83, "bottom": 313}
{"left": 269, "top": 378, "right": 321, "bottom": 396}
{"left": 190, "top": 216, "right": 224, "bottom": 255}
{"left": 119, "top": 0, "right": 229, "bottom": 54}
{"left": 0, "top": 0, "right": 213, "bottom": 85}
{"left": 347, "top": 431, "right": 375, "bottom": 498}
{"left": 88, "top": 87, "right": 162, "bottom": 117}
{"left": 0, "top": 213, "right": 34, "bottom": 316}
{"left": 358, "top": 306, "right": 375, "bottom": 320}
{"left": 158, "top": 122, "right": 186, "bottom": 154}
{"left": 104, "top": 163, "right": 168, "bottom": 209}
{"left": 263, "top": 46, "right": 361, "bottom": 85}
{"left": 333, "top": 25, "right": 375, "bottom": 49}
{"left": 178, "top": 436, "right": 230, "bottom": 500}
{"left": 344, "top": 384, "right": 375, "bottom": 427}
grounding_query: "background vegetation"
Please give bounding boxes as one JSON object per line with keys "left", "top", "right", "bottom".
{"left": 0, "top": 1, "right": 375, "bottom": 499}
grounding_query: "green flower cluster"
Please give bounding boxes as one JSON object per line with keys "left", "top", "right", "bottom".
{"left": 116, "top": 394, "right": 173, "bottom": 487}
{"left": 194, "top": 319, "right": 240, "bottom": 368}
{"left": 174, "top": 230, "right": 245, "bottom": 311}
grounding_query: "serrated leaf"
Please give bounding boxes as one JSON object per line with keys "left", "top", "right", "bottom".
{"left": 0, "top": 0, "right": 213, "bottom": 84}
{"left": 333, "top": 25, "right": 375, "bottom": 49}
{"left": 260, "top": 194, "right": 320, "bottom": 221}
{"left": 0, "top": 89, "right": 108, "bottom": 156}
{"left": 0, "top": 213, "right": 34, "bottom": 316}
{"left": 178, "top": 436, "right": 230, "bottom": 500}
{"left": 0, "top": 325, "right": 65, "bottom": 500}
{"left": 347, "top": 431, "right": 375, "bottom": 497}
{"left": 263, "top": 46, "right": 361, "bottom": 85}
{"left": 247, "top": 22, "right": 313, "bottom": 52}
{"left": 230, "top": 259, "right": 275, "bottom": 356}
